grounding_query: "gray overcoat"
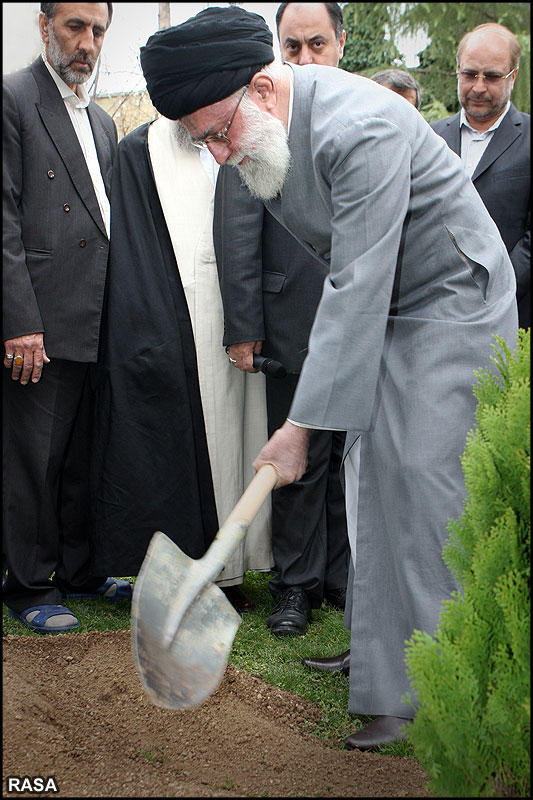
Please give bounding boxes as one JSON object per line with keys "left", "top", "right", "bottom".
{"left": 265, "top": 64, "right": 518, "bottom": 717}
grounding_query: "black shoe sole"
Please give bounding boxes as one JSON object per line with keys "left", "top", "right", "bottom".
{"left": 270, "top": 623, "right": 308, "bottom": 636}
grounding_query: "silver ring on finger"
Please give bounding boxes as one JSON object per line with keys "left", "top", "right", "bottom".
{"left": 5, "top": 353, "right": 14, "bottom": 360}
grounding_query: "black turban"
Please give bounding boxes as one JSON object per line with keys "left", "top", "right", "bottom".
{"left": 140, "top": 6, "right": 274, "bottom": 120}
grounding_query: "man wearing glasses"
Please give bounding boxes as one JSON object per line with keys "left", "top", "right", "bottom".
{"left": 213, "top": 2, "right": 350, "bottom": 639}
{"left": 139, "top": 5, "right": 519, "bottom": 751}
{"left": 190, "top": 85, "right": 248, "bottom": 149}
{"left": 431, "top": 23, "right": 530, "bottom": 328}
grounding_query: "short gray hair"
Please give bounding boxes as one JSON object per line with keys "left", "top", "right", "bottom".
{"left": 370, "top": 69, "right": 422, "bottom": 109}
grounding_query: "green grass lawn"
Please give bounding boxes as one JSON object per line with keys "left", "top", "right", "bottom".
{"left": 2, "top": 570, "right": 414, "bottom": 757}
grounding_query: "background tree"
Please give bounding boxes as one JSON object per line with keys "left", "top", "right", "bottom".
{"left": 340, "top": 3, "right": 402, "bottom": 74}
{"left": 341, "top": 2, "right": 530, "bottom": 121}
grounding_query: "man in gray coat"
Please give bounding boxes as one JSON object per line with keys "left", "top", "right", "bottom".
{"left": 431, "top": 23, "right": 530, "bottom": 328}
{"left": 3, "top": 3, "right": 130, "bottom": 634}
{"left": 139, "top": 7, "right": 518, "bottom": 751}
{"left": 214, "top": 2, "right": 350, "bottom": 636}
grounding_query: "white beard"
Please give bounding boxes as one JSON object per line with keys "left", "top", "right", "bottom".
{"left": 170, "top": 120, "right": 197, "bottom": 152}
{"left": 229, "top": 96, "right": 291, "bottom": 201}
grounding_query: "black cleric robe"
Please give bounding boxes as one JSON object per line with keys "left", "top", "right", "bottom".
{"left": 90, "top": 122, "right": 218, "bottom": 575}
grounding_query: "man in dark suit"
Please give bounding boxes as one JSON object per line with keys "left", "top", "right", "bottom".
{"left": 431, "top": 22, "right": 530, "bottom": 328}
{"left": 213, "top": 2, "right": 350, "bottom": 636}
{"left": 3, "top": 2, "right": 129, "bottom": 634}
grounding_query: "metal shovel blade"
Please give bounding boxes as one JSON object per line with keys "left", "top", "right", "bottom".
{"left": 131, "top": 464, "right": 277, "bottom": 710}
{"left": 131, "top": 530, "right": 241, "bottom": 710}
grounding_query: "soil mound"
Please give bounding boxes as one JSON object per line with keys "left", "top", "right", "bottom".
{"left": 3, "top": 630, "right": 431, "bottom": 797}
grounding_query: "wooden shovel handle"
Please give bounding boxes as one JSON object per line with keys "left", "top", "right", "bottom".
{"left": 223, "top": 463, "right": 278, "bottom": 527}
{"left": 161, "top": 463, "right": 278, "bottom": 650}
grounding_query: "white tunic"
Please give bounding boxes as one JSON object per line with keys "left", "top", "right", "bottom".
{"left": 148, "top": 117, "right": 272, "bottom": 584}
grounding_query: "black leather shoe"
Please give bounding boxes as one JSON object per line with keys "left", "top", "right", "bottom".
{"left": 267, "top": 586, "right": 311, "bottom": 636}
{"left": 301, "top": 648, "right": 350, "bottom": 675}
{"left": 221, "top": 585, "right": 255, "bottom": 611}
{"left": 324, "top": 586, "right": 347, "bottom": 611}
{"left": 344, "top": 715, "right": 412, "bottom": 751}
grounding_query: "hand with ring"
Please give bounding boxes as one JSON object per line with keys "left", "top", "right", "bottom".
{"left": 4, "top": 333, "right": 50, "bottom": 384}
{"left": 226, "top": 341, "right": 263, "bottom": 373}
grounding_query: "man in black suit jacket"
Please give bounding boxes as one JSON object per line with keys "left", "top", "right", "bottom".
{"left": 3, "top": 3, "right": 128, "bottom": 634}
{"left": 431, "top": 22, "right": 530, "bottom": 328}
{"left": 213, "top": 2, "right": 350, "bottom": 636}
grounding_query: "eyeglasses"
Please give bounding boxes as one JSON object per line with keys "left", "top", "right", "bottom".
{"left": 456, "top": 68, "right": 515, "bottom": 85}
{"left": 191, "top": 86, "right": 248, "bottom": 149}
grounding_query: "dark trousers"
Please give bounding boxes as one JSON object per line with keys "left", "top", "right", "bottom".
{"left": 266, "top": 373, "right": 349, "bottom": 608}
{"left": 3, "top": 359, "right": 105, "bottom": 613}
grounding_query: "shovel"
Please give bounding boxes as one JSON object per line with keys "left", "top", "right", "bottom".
{"left": 131, "top": 463, "right": 277, "bottom": 710}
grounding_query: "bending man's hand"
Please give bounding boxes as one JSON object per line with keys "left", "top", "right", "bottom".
{"left": 227, "top": 341, "right": 262, "bottom": 372}
{"left": 253, "top": 420, "right": 311, "bottom": 489}
{"left": 3, "top": 333, "right": 50, "bottom": 384}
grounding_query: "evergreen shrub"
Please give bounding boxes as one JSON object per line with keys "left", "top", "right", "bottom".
{"left": 404, "top": 329, "right": 530, "bottom": 797}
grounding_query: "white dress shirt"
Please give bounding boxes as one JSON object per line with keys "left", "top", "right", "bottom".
{"left": 459, "top": 101, "right": 510, "bottom": 178}
{"left": 42, "top": 55, "right": 111, "bottom": 237}
{"left": 198, "top": 146, "right": 217, "bottom": 186}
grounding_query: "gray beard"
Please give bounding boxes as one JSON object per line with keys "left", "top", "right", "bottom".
{"left": 235, "top": 148, "right": 290, "bottom": 201}
{"left": 459, "top": 85, "right": 512, "bottom": 122}
{"left": 171, "top": 97, "right": 291, "bottom": 201}
{"left": 229, "top": 98, "right": 291, "bottom": 201}
{"left": 170, "top": 120, "right": 197, "bottom": 153}
{"left": 48, "top": 24, "right": 94, "bottom": 85}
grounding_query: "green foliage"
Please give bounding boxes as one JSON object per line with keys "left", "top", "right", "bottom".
{"left": 341, "top": 2, "right": 531, "bottom": 117}
{"left": 404, "top": 329, "right": 530, "bottom": 797}
{"left": 445, "top": 331, "right": 530, "bottom": 584}
{"left": 512, "top": 32, "right": 531, "bottom": 114}
{"left": 340, "top": 3, "right": 402, "bottom": 74}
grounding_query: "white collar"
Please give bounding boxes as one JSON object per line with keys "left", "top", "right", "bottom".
{"left": 285, "top": 63, "right": 295, "bottom": 134}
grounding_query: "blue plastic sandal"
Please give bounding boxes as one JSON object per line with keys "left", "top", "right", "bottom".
{"left": 63, "top": 577, "right": 133, "bottom": 603}
{"left": 8, "top": 604, "right": 80, "bottom": 634}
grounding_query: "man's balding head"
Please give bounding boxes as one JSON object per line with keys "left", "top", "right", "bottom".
{"left": 457, "top": 23, "right": 521, "bottom": 72}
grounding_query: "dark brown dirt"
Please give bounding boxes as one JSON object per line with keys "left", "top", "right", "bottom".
{"left": 3, "top": 630, "right": 431, "bottom": 797}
